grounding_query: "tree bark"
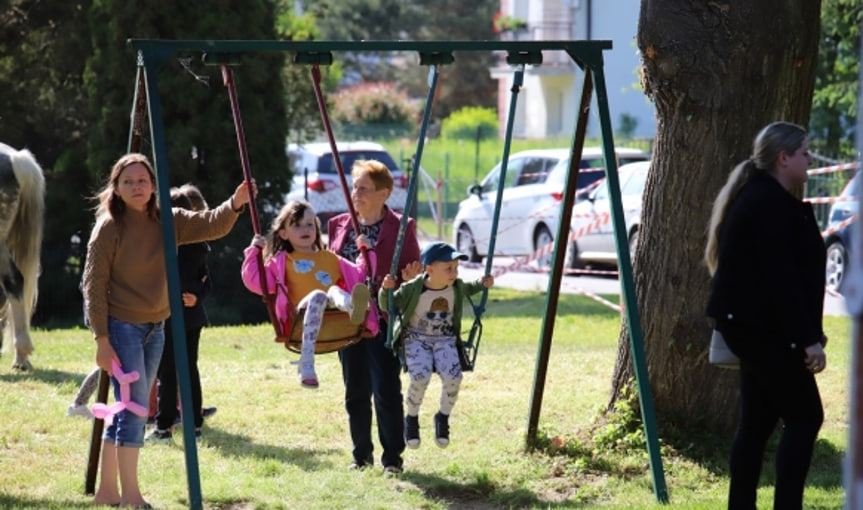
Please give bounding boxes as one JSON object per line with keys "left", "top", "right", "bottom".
{"left": 610, "top": 1, "right": 821, "bottom": 434}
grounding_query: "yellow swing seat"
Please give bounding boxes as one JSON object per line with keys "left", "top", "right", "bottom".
{"left": 275, "top": 308, "right": 371, "bottom": 354}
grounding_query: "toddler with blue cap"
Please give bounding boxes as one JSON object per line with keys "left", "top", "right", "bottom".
{"left": 379, "top": 241, "right": 493, "bottom": 450}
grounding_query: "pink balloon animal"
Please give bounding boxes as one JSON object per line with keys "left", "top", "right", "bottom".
{"left": 91, "top": 359, "right": 148, "bottom": 425}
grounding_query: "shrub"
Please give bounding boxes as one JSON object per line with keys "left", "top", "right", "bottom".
{"left": 330, "top": 82, "right": 418, "bottom": 126}
{"left": 441, "top": 106, "right": 498, "bottom": 140}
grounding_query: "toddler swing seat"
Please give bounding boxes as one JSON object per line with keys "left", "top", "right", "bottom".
{"left": 275, "top": 306, "right": 372, "bottom": 355}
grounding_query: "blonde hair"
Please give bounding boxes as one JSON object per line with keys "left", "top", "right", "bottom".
{"left": 95, "top": 153, "right": 158, "bottom": 224}
{"left": 704, "top": 121, "right": 807, "bottom": 274}
{"left": 265, "top": 200, "right": 322, "bottom": 259}
{"left": 352, "top": 159, "right": 394, "bottom": 191}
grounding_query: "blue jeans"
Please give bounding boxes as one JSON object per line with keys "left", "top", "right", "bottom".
{"left": 339, "top": 330, "right": 405, "bottom": 468}
{"left": 104, "top": 317, "right": 165, "bottom": 447}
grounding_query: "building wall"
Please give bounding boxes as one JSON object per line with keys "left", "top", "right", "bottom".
{"left": 587, "top": 0, "right": 655, "bottom": 139}
{"left": 493, "top": 0, "right": 656, "bottom": 141}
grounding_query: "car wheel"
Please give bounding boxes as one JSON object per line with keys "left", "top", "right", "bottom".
{"left": 534, "top": 225, "right": 554, "bottom": 268}
{"left": 456, "top": 224, "right": 481, "bottom": 263}
{"left": 565, "top": 239, "right": 583, "bottom": 271}
{"left": 826, "top": 241, "right": 847, "bottom": 292}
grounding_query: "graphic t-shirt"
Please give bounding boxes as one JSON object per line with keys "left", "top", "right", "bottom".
{"left": 408, "top": 285, "right": 455, "bottom": 337}
{"left": 284, "top": 251, "right": 343, "bottom": 306}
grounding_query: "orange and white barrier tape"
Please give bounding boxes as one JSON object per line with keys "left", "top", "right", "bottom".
{"left": 805, "top": 195, "right": 857, "bottom": 205}
{"left": 489, "top": 212, "right": 612, "bottom": 278}
{"left": 561, "top": 279, "right": 622, "bottom": 312}
{"left": 822, "top": 214, "right": 857, "bottom": 237}
{"left": 807, "top": 161, "right": 859, "bottom": 176}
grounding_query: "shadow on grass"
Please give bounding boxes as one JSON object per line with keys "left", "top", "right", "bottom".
{"left": 0, "top": 366, "right": 84, "bottom": 386}
{"left": 399, "top": 470, "right": 584, "bottom": 509}
{"left": 484, "top": 292, "right": 620, "bottom": 319}
{"left": 196, "top": 426, "right": 342, "bottom": 472}
{"left": 0, "top": 493, "right": 96, "bottom": 509}
{"left": 660, "top": 422, "right": 844, "bottom": 491}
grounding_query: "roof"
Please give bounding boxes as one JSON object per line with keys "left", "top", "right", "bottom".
{"left": 286, "top": 141, "right": 385, "bottom": 156}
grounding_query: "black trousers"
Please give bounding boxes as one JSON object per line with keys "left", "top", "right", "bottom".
{"left": 154, "top": 318, "right": 203, "bottom": 430}
{"left": 728, "top": 358, "right": 823, "bottom": 510}
{"left": 339, "top": 331, "right": 405, "bottom": 468}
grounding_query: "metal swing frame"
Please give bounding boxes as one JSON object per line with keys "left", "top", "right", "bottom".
{"left": 114, "top": 39, "right": 669, "bottom": 508}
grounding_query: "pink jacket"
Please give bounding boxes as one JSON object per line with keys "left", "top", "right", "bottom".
{"left": 241, "top": 246, "right": 379, "bottom": 336}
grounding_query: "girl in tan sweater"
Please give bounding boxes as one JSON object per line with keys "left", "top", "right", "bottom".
{"left": 82, "top": 153, "right": 253, "bottom": 509}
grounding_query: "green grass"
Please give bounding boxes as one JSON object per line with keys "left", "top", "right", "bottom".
{"left": 0, "top": 288, "right": 848, "bottom": 509}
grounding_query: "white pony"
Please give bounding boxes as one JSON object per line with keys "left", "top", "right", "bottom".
{"left": 0, "top": 143, "right": 45, "bottom": 370}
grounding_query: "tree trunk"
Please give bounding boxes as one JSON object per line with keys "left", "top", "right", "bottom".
{"left": 609, "top": 1, "right": 821, "bottom": 434}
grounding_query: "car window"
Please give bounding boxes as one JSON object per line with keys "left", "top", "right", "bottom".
{"left": 622, "top": 169, "right": 648, "bottom": 196}
{"left": 620, "top": 155, "right": 649, "bottom": 166}
{"left": 581, "top": 156, "right": 604, "bottom": 169}
{"left": 316, "top": 150, "right": 400, "bottom": 174}
{"left": 481, "top": 158, "right": 525, "bottom": 193}
{"left": 592, "top": 167, "right": 648, "bottom": 201}
{"left": 516, "top": 157, "right": 550, "bottom": 186}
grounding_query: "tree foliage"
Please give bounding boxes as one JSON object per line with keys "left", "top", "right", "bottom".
{"left": 0, "top": 1, "right": 319, "bottom": 325}
{"left": 811, "top": 0, "right": 861, "bottom": 158}
{"left": 0, "top": 0, "right": 97, "bottom": 325}
{"left": 302, "top": 0, "right": 499, "bottom": 121}
{"left": 273, "top": 2, "right": 341, "bottom": 146}
{"left": 81, "top": 0, "right": 289, "bottom": 325}
{"left": 440, "top": 107, "right": 498, "bottom": 140}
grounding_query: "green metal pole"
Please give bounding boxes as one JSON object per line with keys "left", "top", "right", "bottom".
{"left": 590, "top": 57, "right": 669, "bottom": 504}
{"left": 139, "top": 46, "right": 204, "bottom": 510}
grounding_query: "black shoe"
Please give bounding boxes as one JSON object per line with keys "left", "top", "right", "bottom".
{"left": 348, "top": 459, "right": 371, "bottom": 471}
{"left": 146, "top": 428, "right": 173, "bottom": 443}
{"left": 383, "top": 464, "right": 403, "bottom": 477}
{"left": 202, "top": 406, "right": 217, "bottom": 420}
{"left": 434, "top": 412, "right": 449, "bottom": 448}
{"left": 404, "top": 415, "right": 420, "bottom": 448}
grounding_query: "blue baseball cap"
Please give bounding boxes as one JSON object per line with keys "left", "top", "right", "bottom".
{"left": 421, "top": 242, "right": 469, "bottom": 267}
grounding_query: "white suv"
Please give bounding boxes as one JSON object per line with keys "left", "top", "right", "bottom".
{"left": 286, "top": 141, "right": 408, "bottom": 229}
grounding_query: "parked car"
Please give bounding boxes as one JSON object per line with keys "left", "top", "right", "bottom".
{"left": 566, "top": 160, "right": 650, "bottom": 268}
{"left": 452, "top": 146, "right": 649, "bottom": 266}
{"left": 286, "top": 141, "right": 407, "bottom": 229}
{"left": 824, "top": 171, "right": 859, "bottom": 292}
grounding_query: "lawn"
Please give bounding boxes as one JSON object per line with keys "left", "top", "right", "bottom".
{"left": 0, "top": 288, "right": 849, "bottom": 509}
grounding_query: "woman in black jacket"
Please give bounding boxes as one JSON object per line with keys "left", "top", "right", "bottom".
{"left": 705, "top": 121, "right": 827, "bottom": 510}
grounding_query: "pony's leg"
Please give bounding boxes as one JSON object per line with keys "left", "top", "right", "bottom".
{"left": 9, "top": 298, "right": 32, "bottom": 371}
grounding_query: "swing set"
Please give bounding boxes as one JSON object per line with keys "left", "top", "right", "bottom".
{"left": 84, "top": 39, "right": 669, "bottom": 509}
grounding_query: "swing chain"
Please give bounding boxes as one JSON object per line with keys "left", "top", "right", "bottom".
{"left": 178, "top": 56, "right": 210, "bottom": 87}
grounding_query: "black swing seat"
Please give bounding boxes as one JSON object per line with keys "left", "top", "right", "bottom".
{"left": 275, "top": 308, "right": 371, "bottom": 354}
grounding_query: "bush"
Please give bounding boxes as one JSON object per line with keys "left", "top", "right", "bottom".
{"left": 330, "top": 82, "right": 418, "bottom": 127}
{"left": 441, "top": 106, "right": 498, "bottom": 140}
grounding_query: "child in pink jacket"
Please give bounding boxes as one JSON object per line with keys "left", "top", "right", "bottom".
{"left": 241, "top": 200, "right": 378, "bottom": 388}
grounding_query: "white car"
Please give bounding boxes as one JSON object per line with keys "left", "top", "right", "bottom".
{"left": 452, "top": 147, "right": 649, "bottom": 267}
{"left": 567, "top": 160, "right": 651, "bottom": 268}
{"left": 286, "top": 141, "right": 407, "bottom": 229}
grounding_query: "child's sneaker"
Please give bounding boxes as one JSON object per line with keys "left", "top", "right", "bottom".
{"left": 201, "top": 406, "right": 218, "bottom": 420}
{"left": 349, "top": 284, "right": 370, "bottom": 324}
{"left": 67, "top": 404, "right": 94, "bottom": 419}
{"left": 404, "top": 415, "right": 421, "bottom": 448}
{"left": 146, "top": 428, "right": 173, "bottom": 443}
{"left": 194, "top": 428, "right": 202, "bottom": 443}
{"left": 434, "top": 412, "right": 449, "bottom": 448}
